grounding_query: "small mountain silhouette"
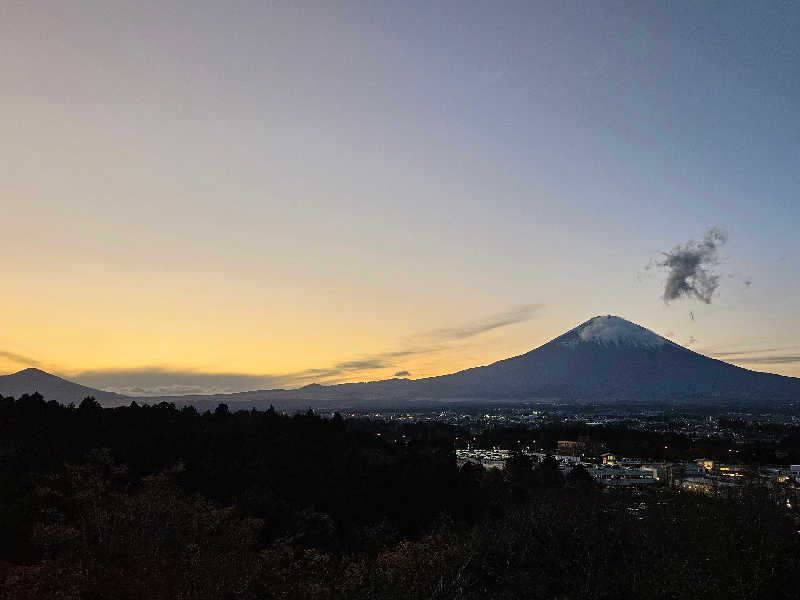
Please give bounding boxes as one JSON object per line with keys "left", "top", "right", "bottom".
{"left": 0, "top": 368, "right": 126, "bottom": 405}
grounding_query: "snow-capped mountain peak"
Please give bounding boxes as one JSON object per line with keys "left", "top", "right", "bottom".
{"left": 563, "top": 315, "right": 668, "bottom": 348}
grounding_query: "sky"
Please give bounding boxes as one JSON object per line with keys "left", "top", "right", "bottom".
{"left": 2, "top": 1, "right": 799, "bottom": 396}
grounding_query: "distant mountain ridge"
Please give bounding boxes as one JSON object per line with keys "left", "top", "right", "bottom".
{"left": 2, "top": 316, "right": 799, "bottom": 408}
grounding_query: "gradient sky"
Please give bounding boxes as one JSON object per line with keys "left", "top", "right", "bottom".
{"left": 2, "top": 1, "right": 799, "bottom": 395}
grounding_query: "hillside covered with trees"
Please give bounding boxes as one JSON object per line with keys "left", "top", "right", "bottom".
{"left": 2, "top": 393, "right": 800, "bottom": 599}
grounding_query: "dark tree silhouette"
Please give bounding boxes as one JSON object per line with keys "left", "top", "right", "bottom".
{"left": 2, "top": 394, "right": 800, "bottom": 599}
{"left": 566, "top": 463, "right": 596, "bottom": 489}
{"left": 535, "top": 454, "right": 564, "bottom": 487}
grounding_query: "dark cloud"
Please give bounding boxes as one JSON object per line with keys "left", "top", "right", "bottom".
{"left": 424, "top": 304, "right": 540, "bottom": 341}
{"left": 394, "top": 370, "right": 410, "bottom": 377}
{"left": 654, "top": 228, "right": 727, "bottom": 304}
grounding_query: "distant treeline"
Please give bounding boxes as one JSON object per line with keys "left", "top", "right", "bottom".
{"left": 2, "top": 393, "right": 800, "bottom": 599}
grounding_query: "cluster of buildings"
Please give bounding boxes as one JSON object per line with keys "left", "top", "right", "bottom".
{"left": 354, "top": 406, "right": 800, "bottom": 503}
{"left": 674, "top": 458, "right": 800, "bottom": 497}
{"left": 456, "top": 444, "right": 800, "bottom": 500}
{"left": 455, "top": 445, "right": 662, "bottom": 487}
{"left": 456, "top": 447, "right": 510, "bottom": 470}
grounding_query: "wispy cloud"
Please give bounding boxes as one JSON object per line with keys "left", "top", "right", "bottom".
{"left": 68, "top": 360, "right": 396, "bottom": 396}
{"left": 709, "top": 346, "right": 800, "bottom": 366}
{"left": 67, "top": 304, "right": 541, "bottom": 396}
{"left": 725, "top": 355, "right": 800, "bottom": 365}
{"left": 318, "top": 304, "right": 541, "bottom": 383}
{"left": 333, "top": 359, "right": 390, "bottom": 371}
{"left": 712, "top": 347, "right": 794, "bottom": 358}
{"left": 423, "top": 305, "right": 539, "bottom": 341}
{"left": 67, "top": 367, "right": 291, "bottom": 397}
{"left": 0, "top": 349, "right": 42, "bottom": 369}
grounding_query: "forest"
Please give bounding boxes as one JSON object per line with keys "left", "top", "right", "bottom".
{"left": 2, "top": 393, "right": 800, "bottom": 599}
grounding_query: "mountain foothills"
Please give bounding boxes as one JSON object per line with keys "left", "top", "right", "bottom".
{"left": 2, "top": 316, "right": 799, "bottom": 408}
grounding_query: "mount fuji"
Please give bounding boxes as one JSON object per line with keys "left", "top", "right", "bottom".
{"left": 393, "top": 315, "right": 800, "bottom": 402}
